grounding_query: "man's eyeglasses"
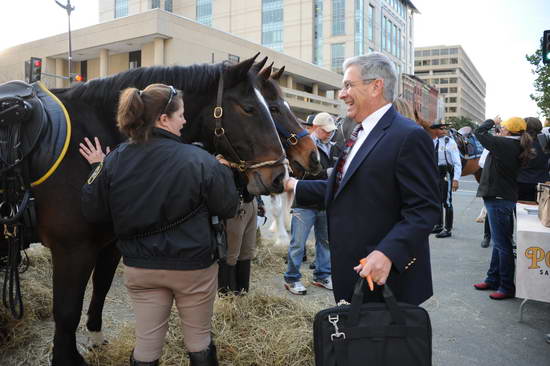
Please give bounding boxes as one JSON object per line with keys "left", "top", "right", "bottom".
{"left": 162, "top": 85, "right": 177, "bottom": 115}
{"left": 341, "top": 78, "right": 377, "bottom": 91}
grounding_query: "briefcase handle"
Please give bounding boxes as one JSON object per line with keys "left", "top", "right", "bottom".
{"left": 348, "top": 278, "right": 406, "bottom": 327}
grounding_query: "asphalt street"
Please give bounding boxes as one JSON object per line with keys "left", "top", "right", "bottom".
{"left": 261, "top": 175, "right": 550, "bottom": 366}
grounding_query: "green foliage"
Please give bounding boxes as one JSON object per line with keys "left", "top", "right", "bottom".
{"left": 446, "top": 116, "right": 475, "bottom": 130}
{"left": 526, "top": 48, "right": 550, "bottom": 119}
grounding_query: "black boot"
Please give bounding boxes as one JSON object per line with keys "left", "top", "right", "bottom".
{"left": 129, "top": 351, "right": 159, "bottom": 366}
{"left": 188, "top": 342, "right": 219, "bottom": 366}
{"left": 236, "top": 259, "right": 251, "bottom": 294}
{"left": 218, "top": 261, "right": 237, "bottom": 295}
{"left": 480, "top": 234, "right": 490, "bottom": 248}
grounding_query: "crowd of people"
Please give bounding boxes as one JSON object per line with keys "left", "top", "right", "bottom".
{"left": 77, "top": 51, "right": 549, "bottom": 364}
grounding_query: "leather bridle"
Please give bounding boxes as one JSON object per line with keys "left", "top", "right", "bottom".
{"left": 212, "top": 74, "right": 288, "bottom": 173}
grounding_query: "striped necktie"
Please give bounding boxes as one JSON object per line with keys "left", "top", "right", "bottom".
{"left": 334, "top": 123, "right": 364, "bottom": 191}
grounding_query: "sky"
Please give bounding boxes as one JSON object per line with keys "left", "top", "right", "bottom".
{"left": 1, "top": 0, "right": 549, "bottom": 119}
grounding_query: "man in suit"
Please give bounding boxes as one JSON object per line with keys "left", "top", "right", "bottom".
{"left": 284, "top": 53, "right": 440, "bottom": 305}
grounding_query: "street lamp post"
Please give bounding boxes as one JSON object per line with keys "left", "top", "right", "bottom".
{"left": 55, "top": 0, "right": 75, "bottom": 83}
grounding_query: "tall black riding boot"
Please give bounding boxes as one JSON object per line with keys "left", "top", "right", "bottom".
{"left": 188, "top": 342, "right": 219, "bottom": 366}
{"left": 218, "top": 261, "right": 237, "bottom": 295}
{"left": 236, "top": 259, "right": 251, "bottom": 294}
{"left": 129, "top": 350, "right": 159, "bottom": 366}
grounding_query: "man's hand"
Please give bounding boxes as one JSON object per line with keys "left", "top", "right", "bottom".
{"left": 257, "top": 204, "right": 266, "bottom": 217}
{"left": 283, "top": 177, "right": 297, "bottom": 192}
{"left": 452, "top": 180, "right": 459, "bottom": 192}
{"left": 79, "top": 137, "right": 110, "bottom": 165}
{"left": 493, "top": 115, "right": 502, "bottom": 125}
{"left": 353, "top": 250, "right": 392, "bottom": 286}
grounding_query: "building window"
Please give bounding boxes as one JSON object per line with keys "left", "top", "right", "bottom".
{"left": 385, "top": 17, "right": 391, "bottom": 52}
{"left": 450, "top": 48, "right": 458, "bottom": 55}
{"left": 398, "top": 28, "right": 402, "bottom": 59}
{"left": 449, "top": 87, "right": 457, "bottom": 93}
{"left": 332, "top": 0, "right": 345, "bottom": 36}
{"left": 115, "top": 0, "right": 128, "bottom": 18}
{"left": 439, "top": 87, "right": 448, "bottom": 93}
{"left": 369, "top": 47, "right": 374, "bottom": 53}
{"left": 367, "top": 4, "right": 374, "bottom": 41}
{"left": 165, "top": 0, "right": 173, "bottom": 12}
{"left": 450, "top": 58, "right": 458, "bottom": 64}
{"left": 228, "top": 54, "right": 240, "bottom": 64}
{"left": 354, "top": 0, "right": 365, "bottom": 55}
{"left": 450, "top": 77, "right": 457, "bottom": 83}
{"left": 331, "top": 43, "right": 345, "bottom": 74}
{"left": 197, "top": 0, "right": 212, "bottom": 26}
{"left": 381, "top": 16, "right": 386, "bottom": 50}
{"left": 80, "top": 60, "right": 87, "bottom": 81}
{"left": 129, "top": 50, "right": 141, "bottom": 69}
{"left": 422, "top": 60, "right": 430, "bottom": 66}
{"left": 262, "top": 0, "right": 284, "bottom": 51}
{"left": 422, "top": 49, "right": 430, "bottom": 57}
{"left": 440, "top": 58, "right": 448, "bottom": 65}
{"left": 440, "top": 48, "right": 449, "bottom": 55}
{"left": 151, "top": 0, "right": 160, "bottom": 9}
{"left": 313, "top": 0, "right": 324, "bottom": 65}
{"left": 414, "top": 60, "right": 421, "bottom": 66}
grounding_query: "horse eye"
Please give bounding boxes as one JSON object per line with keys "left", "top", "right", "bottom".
{"left": 242, "top": 105, "right": 255, "bottom": 114}
{"left": 269, "top": 106, "right": 279, "bottom": 113}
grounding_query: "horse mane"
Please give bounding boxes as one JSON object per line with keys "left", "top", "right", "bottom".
{"left": 55, "top": 63, "right": 226, "bottom": 113}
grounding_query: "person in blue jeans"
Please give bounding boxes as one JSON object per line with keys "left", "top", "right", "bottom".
{"left": 284, "top": 113, "right": 341, "bottom": 295}
{"left": 473, "top": 116, "right": 534, "bottom": 300}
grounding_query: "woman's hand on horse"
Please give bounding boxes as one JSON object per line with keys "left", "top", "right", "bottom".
{"left": 452, "top": 179, "right": 459, "bottom": 192}
{"left": 215, "top": 154, "right": 231, "bottom": 167}
{"left": 79, "top": 137, "right": 110, "bottom": 165}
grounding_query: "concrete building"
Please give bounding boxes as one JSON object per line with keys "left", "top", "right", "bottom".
{"left": 99, "top": 0, "right": 418, "bottom": 75}
{"left": 414, "top": 45, "right": 486, "bottom": 123}
{"left": 401, "top": 73, "right": 442, "bottom": 123}
{"left": 0, "top": 9, "right": 342, "bottom": 118}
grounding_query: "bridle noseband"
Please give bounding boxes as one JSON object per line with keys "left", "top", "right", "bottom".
{"left": 212, "top": 74, "right": 288, "bottom": 173}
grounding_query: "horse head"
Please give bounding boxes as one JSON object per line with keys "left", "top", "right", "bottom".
{"left": 253, "top": 62, "right": 321, "bottom": 178}
{"left": 186, "top": 54, "right": 287, "bottom": 195}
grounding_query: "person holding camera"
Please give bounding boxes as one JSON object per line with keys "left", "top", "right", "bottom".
{"left": 473, "top": 116, "right": 534, "bottom": 300}
{"left": 429, "top": 121, "right": 462, "bottom": 238}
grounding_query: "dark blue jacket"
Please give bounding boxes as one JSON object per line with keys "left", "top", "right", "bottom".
{"left": 81, "top": 128, "right": 239, "bottom": 270}
{"left": 295, "top": 106, "right": 439, "bottom": 305}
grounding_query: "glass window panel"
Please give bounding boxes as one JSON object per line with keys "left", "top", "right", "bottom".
{"left": 262, "top": 0, "right": 284, "bottom": 51}
{"left": 368, "top": 4, "right": 374, "bottom": 41}
{"left": 165, "top": 0, "right": 173, "bottom": 12}
{"left": 115, "top": 0, "right": 128, "bottom": 18}
{"left": 313, "top": 0, "right": 324, "bottom": 65}
{"left": 432, "top": 59, "right": 439, "bottom": 65}
{"left": 197, "top": 0, "right": 212, "bottom": 26}
{"left": 331, "top": 43, "right": 345, "bottom": 74}
{"left": 354, "top": 0, "right": 365, "bottom": 55}
{"left": 440, "top": 48, "right": 449, "bottom": 55}
{"left": 151, "top": 0, "right": 160, "bottom": 9}
{"left": 332, "top": 0, "right": 346, "bottom": 35}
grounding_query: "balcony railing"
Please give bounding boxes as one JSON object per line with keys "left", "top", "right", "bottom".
{"left": 281, "top": 87, "right": 341, "bottom": 113}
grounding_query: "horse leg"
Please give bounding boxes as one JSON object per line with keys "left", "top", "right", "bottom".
{"left": 86, "top": 241, "right": 121, "bottom": 347}
{"left": 51, "top": 243, "right": 98, "bottom": 366}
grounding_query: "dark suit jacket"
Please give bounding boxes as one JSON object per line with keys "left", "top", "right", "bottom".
{"left": 295, "top": 106, "right": 439, "bottom": 305}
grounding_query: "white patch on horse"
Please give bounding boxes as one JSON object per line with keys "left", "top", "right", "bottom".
{"left": 283, "top": 101, "right": 292, "bottom": 113}
{"left": 88, "top": 330, "right": 106, "bottom": 348}
{"left": 254, "top": 88, "right": 271, "bottom": 117}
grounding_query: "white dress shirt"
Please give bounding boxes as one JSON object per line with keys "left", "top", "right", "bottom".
{"left": 433, "top": 136, "right": 462, "bottom": 181}
{"left": 342, "top": 103, "right": 392, "bottom": 178}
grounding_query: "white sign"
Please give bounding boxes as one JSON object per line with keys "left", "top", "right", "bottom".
{"left": 516, "top": 203, "right": 550, "bottom": 303}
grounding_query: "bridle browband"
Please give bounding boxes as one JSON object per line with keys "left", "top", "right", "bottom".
{"left": 212, "top": 73, "right": 288, "bottom": 173}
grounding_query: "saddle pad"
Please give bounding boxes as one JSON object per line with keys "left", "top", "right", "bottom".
{"left": 29, "top": 82, "right": 71, "bottom": 186}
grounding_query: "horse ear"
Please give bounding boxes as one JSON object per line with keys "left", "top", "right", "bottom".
{"left": 227, "top": 53, "right": 260, "bottom": 84}
{"left": 258, "top": 62, "right": 274, "bottom": 82}
{"left": 271, "top": 66, "right": 285, "bottom": 81}
{"left": 251, "top": 56, "right": 269, "bottom": 74}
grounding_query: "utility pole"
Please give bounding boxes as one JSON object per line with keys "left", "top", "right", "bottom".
{"left": 55, "top": 0, "right": 75, "bottom": 83}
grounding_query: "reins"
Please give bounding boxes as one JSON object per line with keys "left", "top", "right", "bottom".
{"left": 212, "top": 74, "right": 288, "bottom": 173}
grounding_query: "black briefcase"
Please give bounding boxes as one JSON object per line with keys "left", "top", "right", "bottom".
{"left": 313, "top": 278, "right": 432, "bottom": 366}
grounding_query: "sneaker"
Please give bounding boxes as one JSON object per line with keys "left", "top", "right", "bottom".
{"left": 312, "top": 276, "right": 333, "bottom": 291}
{"left": 284, "top": 281, "right": 307, "bottom": 295}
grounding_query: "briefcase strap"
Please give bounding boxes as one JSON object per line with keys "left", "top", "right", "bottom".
{"left": 349, "top": 279, "right": 405, "bottom": 326}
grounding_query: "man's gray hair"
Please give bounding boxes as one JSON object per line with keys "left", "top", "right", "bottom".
{"left": 342, "top": 52, "right": 398, "bottom": 103}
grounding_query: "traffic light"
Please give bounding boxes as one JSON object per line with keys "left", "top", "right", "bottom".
{"left": 29, "top": 57, "right": 42, "bottom": 83}
{"left": 543, "top": 30, "right": 550, "bottom": 65}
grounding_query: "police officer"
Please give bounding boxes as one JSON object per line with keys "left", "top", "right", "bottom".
{"left": 429, "top": 120, "right": 462, "bottom": 238}
{"left": 80, "top": 84, "right": 238, "bottom": 366}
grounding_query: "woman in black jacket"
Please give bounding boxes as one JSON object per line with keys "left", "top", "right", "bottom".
{"left": 81, "top": 84, "right": 238, "bottom": 366}
{"left": 517, "top": 117, "right": 550, "bottom": 201}
{"left": 473, "top": 116, "right": 534, "bottom": 300}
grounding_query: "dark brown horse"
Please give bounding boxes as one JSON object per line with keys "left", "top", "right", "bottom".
{"left": 2, "top": 55, "right": 287, "bottom": 365}
{"left": 254, "top": 62, "right": 321, "bottom": 177}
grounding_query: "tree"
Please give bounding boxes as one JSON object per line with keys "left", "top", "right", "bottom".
{"left": 526, "top": 48, "right": 550, "bottom": 119}
{"left": 446, "top": 116, "right": 475, "bottom": 130}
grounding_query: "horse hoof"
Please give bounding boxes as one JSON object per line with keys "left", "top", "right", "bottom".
{"left": 88, "top": 330, "right": 108, "bottom": 348}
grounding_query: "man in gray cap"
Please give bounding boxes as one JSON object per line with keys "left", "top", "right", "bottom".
{"left": 284, "top": 112, "right": 341, "bottom": 295}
